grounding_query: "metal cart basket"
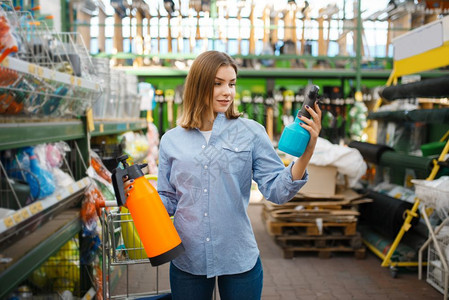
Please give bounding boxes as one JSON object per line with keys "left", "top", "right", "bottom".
{"left": 100, "top": 206, "right": 171, "bottom": 299}
{"left": 415, "top": 176, "right": 449, "bottom": 298}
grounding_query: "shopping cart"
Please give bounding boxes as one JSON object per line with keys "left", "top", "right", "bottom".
{"left": 415, "top": 176, "right": 449, "bottom": 298}
{"left": 100, "top": 203, "right": 171, "bottom": 299}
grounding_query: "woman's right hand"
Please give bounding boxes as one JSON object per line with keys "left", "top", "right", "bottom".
{"left": 122, "top": 175, "right": 135, "bottom": 206}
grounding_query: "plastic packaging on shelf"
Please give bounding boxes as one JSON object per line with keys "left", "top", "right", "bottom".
{"left": 91, "top": 57, "right": 110, "bottom": 119}
{"left": 28, "top": 238, "right": 80, "bottom": 296}
{"left": 0, "top": 5, "right": 101, "bottom": 118}
{"left": 35, "top": 142, "right": 75, "bottom": 188}
{"left": 86, "top": 150, "right": 115, "bottom": 200}
{"left": 93, "top": 68, "right": 140, "bottom": 119}
{"left": 0, "top": 66, "right": 21, "bottom": 114}
{"left": 5, "top": 146, "right": 56, "bottom": 200}
{"left": 90, "top": 150, "right": 112, "bottom": 184}
{"left": 146, "top": 122, "right": 159, "bottom": 174}
{"left": 80, "top": 183, "right": 102, "bottom": 265}
{"left": 348, "top": 100, "right": 368, "bottom": 141}
{"left": 119, "top": 131, "right": 150, "bottom": 164}
{"left": 0, "top": 8, "right": 18, "bottom": 63}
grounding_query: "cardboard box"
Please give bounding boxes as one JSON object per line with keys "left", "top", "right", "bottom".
{"left": 299, "top": 164, "right": 338, "bottom": 197}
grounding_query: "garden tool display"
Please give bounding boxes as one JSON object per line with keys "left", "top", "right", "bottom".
{"left": 154, "top": 89, "right": 164, "bottom": 136}
{"left": 253, "top": 93, "right": 265, "bottom": 125}
{"left": 265, "top": 90, "right": 275, "bottom": 141}
{"left": 165, "top": 88, "right": 175, "bottom": 128}
{"left": 241, "top": 89, "right": 252, "bottom": 119}
{"left": 274, "top": 89, "right": 284, "bottom": 135}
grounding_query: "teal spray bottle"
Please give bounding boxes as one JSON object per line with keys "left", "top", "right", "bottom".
{"left": 278, "top": 85, "right": 320, "bottom": 157}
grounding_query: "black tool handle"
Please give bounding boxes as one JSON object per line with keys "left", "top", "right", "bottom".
{"left": 112, "top": 167, "right": 128, "bottom": 207}
{"left": 298, "top": 85, "right": 320, "bottom": 119}
{"left": 111, "top": 154, "right": 147, "bottom": 206}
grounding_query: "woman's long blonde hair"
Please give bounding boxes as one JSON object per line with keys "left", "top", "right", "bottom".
{"left": 178, "top": 51, "right": 241, "bottom": 130}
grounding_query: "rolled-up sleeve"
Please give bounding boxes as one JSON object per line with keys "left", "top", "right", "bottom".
{"left": 252, "top": 125, "right": 308, "bottom": 205}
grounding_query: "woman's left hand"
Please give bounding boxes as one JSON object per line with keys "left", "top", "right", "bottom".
{"left": 290, "top": 101, "right": 322, "bottom": 180}
{"left": 299, "top": 101, "right": 322, "bottom": 154}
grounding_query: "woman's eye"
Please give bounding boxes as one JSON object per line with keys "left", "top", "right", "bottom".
{"left": 214, "top": 82, "right": 221, "bottom": 86}
{"left": 229, "top": 83, "right": 236, "bottom": 87}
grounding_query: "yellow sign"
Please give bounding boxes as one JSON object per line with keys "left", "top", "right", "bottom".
{"left": 86, "top": 108, "right": 95, "bottom": 132}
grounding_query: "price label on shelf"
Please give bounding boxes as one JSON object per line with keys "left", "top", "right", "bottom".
{"left": 3, "top": 217, "right": 13, "bottom": 228}
{"left": 86, "top": 108, "right": 94, "bottom": 132}
{"left": 70, "top": 76, "right": 75, "bottom": 85}
{"left": 30, "top": 202, "right": 43, "bottom": 214}
{"left": 77, "top": 181, "right": 84, "bottom": 189}
{"left": 12, "top": 212, "right": 23, "bottom": 224}
{"left": 37, "top": 67, "right": 43, "bottom": 77}
{"left": 68, "top": 185, "right": 74, "bottom": 194}
{"left": 77, "top": 78, "right": 82, "bottom": 86}
{"left": 21, "top": 209, "right": 30, "bottom": 219}
{"left": 56, "top": 194, "right": 63, "bottom": 201}
{"left": 28, "top": 64, "right": 35, "bottom": 75}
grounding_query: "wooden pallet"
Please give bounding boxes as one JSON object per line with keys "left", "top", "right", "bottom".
{"left": 263, "top": 193, "right": 372, "bottom": 212}
{"left": 276, "top": 232, "right": 363, "bottom": 249}
{"left": 279, "top": 245, "right": 366, "bottom": 259}
{"left": 263, "top": 210, "right": 357, "bottom": 236}
{"left": 269, "top": 208, "right": 359, "bottom": 222}
{"left": 265, "top": 218, "right": 357, "bottom": 236}
{"left": 275, "top": 232, "right": 366, "bottom": 260}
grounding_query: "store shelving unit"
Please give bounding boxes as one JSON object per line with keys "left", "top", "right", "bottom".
{"left": 1, "top": 56, "right": 101, "bottom": 93}
{"left": 0, "top": 120, "right": 85, "bottom": 151}
{"left": 121, "top": 66, "right": 393, "bottom": 80}
{"left": 0, "top": 3, "right": 147, "bottom": 296}
{"left": 91, "top": 119, "right": 148, "bottom": 137}
{"left": 362, "top": 15, "right": 449, "bottom": 280}
{"left": 0, "top": 117, "right": 147, "bottom": 298}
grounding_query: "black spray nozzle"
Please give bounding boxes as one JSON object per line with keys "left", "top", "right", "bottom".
{"left": 117, "top": 154, "right": 130, "bottom": 167}
{"left": 111, "top": 154, "right": 147, "bottom": 206}
{"left": 298, "top": 85, "right": 320, "bottom": 119}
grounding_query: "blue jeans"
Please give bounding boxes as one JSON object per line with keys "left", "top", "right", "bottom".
{"left": 170, "top": 257, "right": 263, "bottom": 300}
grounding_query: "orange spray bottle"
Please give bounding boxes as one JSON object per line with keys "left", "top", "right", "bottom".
{"left": 111, "top": 154, "right": 184, "bottom": 266}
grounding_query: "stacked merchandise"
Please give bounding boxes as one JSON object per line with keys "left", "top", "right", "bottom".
{"left": 0, "top": 3, "right": 101, "bottom": 118}
{"left": 262, "top": 167, "right": 370, "bottom": 259}
{"left": 90, "top": 58, "right": 141, "bottom": 120}
{"left": 91, "top": 57, "right": 111, "bottom": 119}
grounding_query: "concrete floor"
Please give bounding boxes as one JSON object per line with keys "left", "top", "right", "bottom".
{"left": 112, "top": 203, "right": 443, "bottom": 299}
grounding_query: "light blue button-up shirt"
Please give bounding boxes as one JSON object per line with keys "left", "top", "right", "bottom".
{"left": 157, "top": 113, "right": 308, "bottom": 278}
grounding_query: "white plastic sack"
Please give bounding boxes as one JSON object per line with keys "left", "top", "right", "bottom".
{"left": 309, "top": 137, "right": 367, "bottom": 187}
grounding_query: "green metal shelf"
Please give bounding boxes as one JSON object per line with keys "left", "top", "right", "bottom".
{"left": 91, "top": 119, "right": 147, "bottom": 136}
{"left": 0, "top": 209, "right": 82, "bottom": 299}
{"left": 0, "top": 120, "right": 85, "bottom": 151}
{"left": 122, "top": 67, "right": 449, "bottom": 80}
{"left": 0, "top": 118, "right": 147, "bottom": 297}
{"left": 0, "top": 119, "right": 148, "bottom": 150}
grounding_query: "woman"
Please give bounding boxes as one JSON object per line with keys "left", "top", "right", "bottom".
{"left": 128, "top": 51, "right": 321, "bottom": 300}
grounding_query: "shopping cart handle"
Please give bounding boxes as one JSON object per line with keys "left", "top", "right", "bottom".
{"left": 97, "top": 199, "right": 118, "bottom": 208}
{"left": 104, "top": 200, "right": 118, "bottom": 207}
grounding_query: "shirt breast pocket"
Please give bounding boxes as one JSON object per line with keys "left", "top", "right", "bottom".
{"left": 221, "top": 145, "right": 251, "bottom": 174}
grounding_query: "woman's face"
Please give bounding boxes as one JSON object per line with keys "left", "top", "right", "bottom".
{"left": 212, "top": 65, "right": 236, "bottom": 114}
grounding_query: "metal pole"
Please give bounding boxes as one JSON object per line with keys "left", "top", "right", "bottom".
{"left": 355, "top": 0, "right": 362, "bottom": 93}
{"left": 211, "top": 0, "right": 217, "bottom": 50}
